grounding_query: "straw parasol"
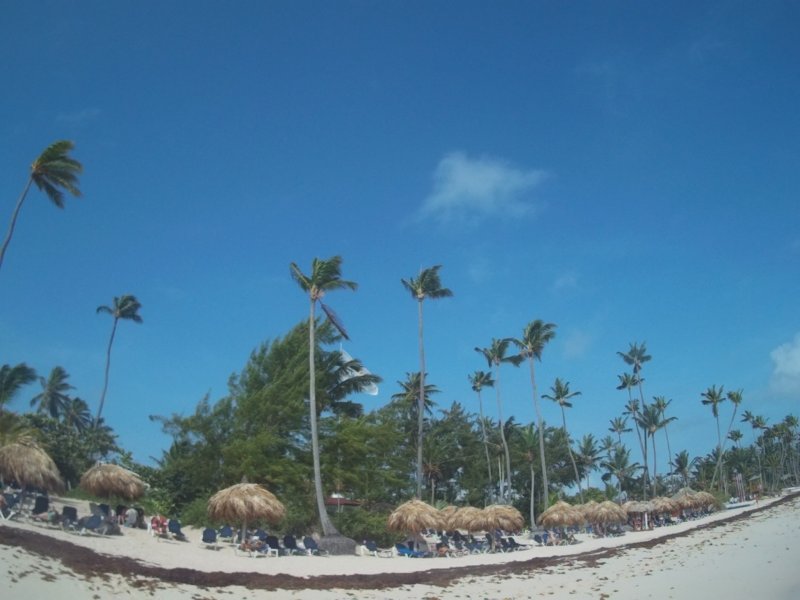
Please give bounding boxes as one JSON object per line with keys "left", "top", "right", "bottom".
{"left": 590, "top": 500, "right": 627, "bottom": 524}
{"left": 0, "top": 439, "right": 64, "bottom": 493}
{"left": 387, "top": 499, "right": 441, "bottom": 535}
{"left": 650, "top": 496, "right": 679, "bottom": 514}
{"left": 537, "top": 500, "right": 582, "bottom": 528}
{"left": 694, "top": 491, "right": 716, "bottom": 508}
{"left": 80, "top": 463, "right": 148, "bottom": 501}
{"left": 450, "top": 505, "right": 485, "bottom": 532}
{"left": 579, "top": 500, "right": 599, "bottom": 520}
{"left": 207, "top": 482, "right": 285, "bottom": 542}
{"left": 482, "top": 504, "right": 525, "bottom": 532}
{"left": 438, "top": 505, "right": 460, "bottom": 531}
{"left": 672, "top": 487, "right": 699, "bottom": 510}
{"left": 623, "top": 500, "right": 652, "bottom": 514}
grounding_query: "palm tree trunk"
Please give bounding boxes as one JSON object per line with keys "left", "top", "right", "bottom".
{"left": 308, "top": 299, "right": 338, "bottom": 536}
{"left": 528, "top": 358, "right": 550, "bottom": 510}
{"left": 476, "top": 391, "right": 493, "bottom": 490}
{"left": 0, "top": 177, "right": 32, "bottom": 272}
{"left": 561, "top": 406, "right": 583, "bottom": 503}
{"left": 663, "top": 426, "right": 673, "bottom": 476}
{"left": 651, "top": 433, "right": 658, "bottom": 497}
{"left": 711, "top": 415, "right": 723, "bottom": 489}
{"left": 416, "top": 299, "right": 425, "bottom": 499}
{"left": 95, "top": 317, "right": 118, "bottom": 426}
{"left": 494, "top": 369, "right": 512, "bottom": 503}
{"left": 529, "top": 461, "right": 536, "bottom": 529}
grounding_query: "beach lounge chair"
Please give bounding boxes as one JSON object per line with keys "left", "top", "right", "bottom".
{"left": 201, "top": 527, "right": 220, "bottom": 550}
{"left": 168, "top": 519, "right": 187, "bottom": 541}
{"left": 265, "top": 535, "right": 287, "bottom": 556}
{"left": 60, "top": 506, "right": 78, "bottom": 530}
{"left": 218, "top": 525, "right": 235, "bottom": 544}
{"left": 78, "top": 513, "right": 109, "bottom": 535}
{"left": 533, "top": 534, "right": 544, "bottom": 546}
{"left": 364, "top": 540, "right": 393, "bottom": 557}
{"left": 303, "top": 536, "right": 329, "bottom": 556}
{"left": 1, "top": 493, "right": 21, "bottom": 521}
{"left": 283, "top": 534, "right": 306, "bottom": 555}
{"left": 30, "top": 495, "right": 49, "bottom": 517}
{"left": 395, "top": 543, "right": 429, "bottom": 558}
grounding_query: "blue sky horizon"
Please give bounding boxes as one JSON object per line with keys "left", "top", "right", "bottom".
{"left": 1, "top": 2, "right": 798, "bottom": 473}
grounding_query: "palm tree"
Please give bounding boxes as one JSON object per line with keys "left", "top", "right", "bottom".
{"left": 618, "top": 373, "right": 648, "bottom": 494}
{"left": 475, "top": 338, "right": 516, "bottom": 503}
{"left": 63, "top": 397, "right": 92, "bottom": 432}
{"left": 510, "top": 319, "right": 556, "bottom": 510}
{"left": 390, "top": 372, "right": 439, "bottom": 431}
{"left": 401, "top": 265, "right": 452, "bottom": 498}
{"left": 652, "top": 396, "right": 677, "bottom": 472}
{"left": 30, "top": 366, "right": 73, "bottom": 419}
{"left": 0, "top": 363, "right": 37, "bottom": 417}
{"left": 700, "top": 384, "right": 726, "bottom": 488}
{"left": 291, "top": 256, "right": 356, "bottom": 537}
{"left": 542, "top": 377, "right": 583, "bottom": 502}
{"left": 0, "top": 140, "right": 82, "bottom": 272}
{"left": 577, "top": 434, "right": 600, "bottom": 493}
{"left": 608, "top": 416, "right": 631, "bottom": 445}
{"left": 600, "top": 445, "right": 640, "bottom": 501}
{"left": 636, "top": 403, "right": 674, "bottom": 497}
{"left": 469, "top": 370, "right": 495, "bottom": 491}
{"left": 519, "top": 424, "right": 538, "bottom": 526}
{"left": 617, "top": 342, "right": 651, "bottom": 405}
{"left": 96, "top": 294, "right": 143, "bottom": 425}
{"left": 672, "top": 450, "right": 694, "bottom": 487}
{"left": 728, "top": 429, "right": 744, "bottom": 448}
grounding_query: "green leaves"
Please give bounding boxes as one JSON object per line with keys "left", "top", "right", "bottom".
{"left": 31, "top": 140, "right": 83, "bottom": 208}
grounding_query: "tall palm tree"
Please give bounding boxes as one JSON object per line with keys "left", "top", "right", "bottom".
{"left": 608, "top": 416, "right": 631, "bottom": 445}
{"left": 96, "top": 294, "right": 143, "bottom": 426}
{"left": 600, "top": 445, "right": 640, "bottom": 501}
{"left": 511, "top": 319, "right": 556, "bottom": 510}
{"left": 542, "top": 377, "right": 583, "bottom": 502}
{"left": 728, "top": 429, "right": 743, "bottom": 448}
{"left": 475, "top": 338, "right": 516, "bottom": 503}
{"left": 0, "top": 363, "right": 37, "bottom": 417}
{"left": 672, "top": 450, "right": 694, "bottom": 487}
{"left": 0, "top": 140, "right": 82, "bottom": 271}
{"left": 63, "top": 397, "right": 92, "bottom": 432}
{"left": 636, "top": 403, "right": 674, "bottom": 497}
{"left": 291, "top": 256, "right": 356, "bottom": 537}
{"left": 401, "top": 265, "right": 452, "bottom": 498}
{"left": 617, "top": 342, "right": 651, "bottom": 405}
{"left": 700, "top": 384, "right": 726, "bottom": 488}
{"left": 469, "top": 370, "right": 495, "bottom": 491}
{"left": 30, "top": 366, "right": 73, "bottom": 419}
{"left": 652, "top": 396, "right": 677, "bottom": 472}
{"left": 390, "top": 372, "right": 438, "bottom": 431}
{"left": 519, "top": 424, "right": 538, "bottom": 526}
{"left": 617, "top": 373, "right": 648, "bottom": 494}
{"left": 577, "top": 434, "right": 600, "bottom": 493}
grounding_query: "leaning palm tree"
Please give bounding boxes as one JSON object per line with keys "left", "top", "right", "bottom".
{"left": 401, "top": 265, "right": 452, "bottom": 498}
{"left": 95, "top": 295, "right": 143, "bottom": 426}
{"left": 0, "top": 363, "right": 37, "bottom": 417}
{"left": 475, "top": 338, "right": 516, "bottom": 503}
{"left": 469, "top": 370, "right": 495, "bottom": 490}
{"left": 291, "top": 256, "right": 356, "bottom": 537}
{"left": 652, "top": 396, "right": 677, "bottom": 472}
{"left": 0, "top": 140, "right": 82, "bottom": 272}
{"left": 700, "top": 384, "right": 726, "bottom": 489}
{"left": 542, "top": 377, "right": 584, "bottom": 502}
{"left": 511, "top": 319, "right": 556, "bottom": 510}
{"left": 30, "top": 366, "right": 74, "bottom": 419}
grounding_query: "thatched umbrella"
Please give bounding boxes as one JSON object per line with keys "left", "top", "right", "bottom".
{"left": 438, "top": 505, "right": 460, "bottom": 531}
{"left": 650, "top": 496, "right": 679, "bottom": 514}
{"left": 451, "top": 506, "right": 486, "bottom": 532}
{"left": 694, "top": 491, "right": 716, "bottom": 509}
{"left": 482, "top": 504, "right": 524, "bottom": 532}
{"left": 537, "top": 500, "right": 581, "bottom": 529}
{"left": 207, "top": 483, "right": 286, "bottom": 543}
{"left": 623, "top": 500, "right": 652, "bottom": 514}
{"left": 590, "top": 500, "right": 627, "bottom": 524}
{"left": 80, "top": 463, "right": 148, "bottom": 501}
{"left": 579, "top": 500, "right": 599, "bottom": 520}
{"left": 672, "top": 487, "right": 699, "bottom": 510}
{"left": 0, "top": 439, "right": 64, "bottom": 494}
{"left": 387, "top": 499, "right": 440, "bottom": 535}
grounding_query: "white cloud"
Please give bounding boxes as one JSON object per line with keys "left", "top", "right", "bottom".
{"left": 420, "top": 152, "right": 547, "bottom": 225}
{"left": 551, "top": 272, "right": 579, "bottom": 293}
{"left": 563, "top": 329, "right": 592, "bottom": 360}
{"left": 770, "top": 332, "right": 800, "bottom": 394}
{"left": 56, "top": 107, "right": 101, "bottom": 125}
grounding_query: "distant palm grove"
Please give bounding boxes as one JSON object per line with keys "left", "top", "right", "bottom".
{"left": 1, "top": 141, "right": 798, "bottom": 542}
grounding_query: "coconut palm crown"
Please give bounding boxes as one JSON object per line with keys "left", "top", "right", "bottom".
{"left": 0, "top": 140, "right": 82, "bottom": 272}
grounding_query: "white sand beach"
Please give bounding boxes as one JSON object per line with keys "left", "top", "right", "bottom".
{"left": 2, "top": 493, "right": 798, "bottom": 599}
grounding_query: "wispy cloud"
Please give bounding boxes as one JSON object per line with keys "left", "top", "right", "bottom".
{"left": 551, "top": 272, "right": 579, "bottom": 294}
{"left": 562, "top": 329, "right": 592, "bottom": 360}
{"left": 56, "top": 107, "right": 101, "bottom": 126}
{"left": 770, "top": 332, "right": 800, "bottom": 395}
{"left": 419, "top": 152, "right": 547, "bottom": 225}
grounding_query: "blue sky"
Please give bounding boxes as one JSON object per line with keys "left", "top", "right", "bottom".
{"left": 1, "top": 1, "right": 798, "bottom": 470}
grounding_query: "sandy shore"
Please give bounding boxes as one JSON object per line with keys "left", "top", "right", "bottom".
{"left": 2, "top": 493, "right": 799, "bottom": 599}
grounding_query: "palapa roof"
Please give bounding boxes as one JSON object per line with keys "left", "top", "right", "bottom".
{"left": 386, "top": 499, "right": 440, "bottom": 534}
{"left": 450, "top": 506, "right": 485, "bottom": 532}
{"left": 207, "top": 483, "right": 286, "bottom": 525}
{"left": 537, "top": 500, "right": 583, "bottom": 528}
{"left": 80, "top": 463, "right": 148, "bottom": 501}
{"left": 482, "top": 504, "right": 524, "bottom": 532}
{"left": 0, "top": 439, "right": 64, "bottom": 493}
